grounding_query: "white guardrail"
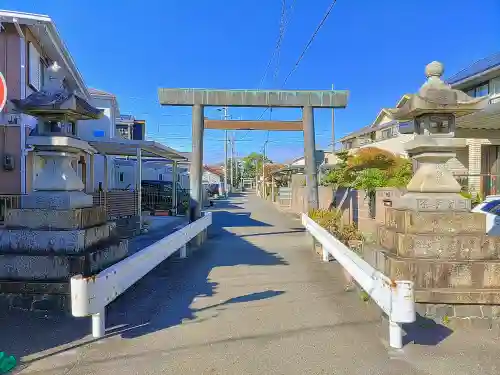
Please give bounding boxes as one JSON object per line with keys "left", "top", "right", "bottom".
{"left": 301, "top": 213, "right": 415, "bottom": 349}
{"left": 71, "top": 212, "right": 212, "bottom": 338}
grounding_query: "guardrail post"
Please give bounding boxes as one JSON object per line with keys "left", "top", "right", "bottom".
{"left": 389, "top": 320, "right": 403, "bottom": 349}
{"left": 322, "top": 246, "right": 329, "bottom": 262}
{"left": 180, "top": 244, "right": 187, "bottom": 258}
{"left": 92, "top": 309, "right": 106, "bottom": 338}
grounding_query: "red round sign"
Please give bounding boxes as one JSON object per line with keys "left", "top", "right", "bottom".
{"left": 0, "top": 72, "right": 6, "bottom": 113}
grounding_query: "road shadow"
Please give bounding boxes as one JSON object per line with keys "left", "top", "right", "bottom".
{"left": 239, "top": 229, "right": 305, "bottom": 238}
{"left": 402, "top": 313, "right": 453, "bottom": 346}
{"left": 0, "top": 223, "right": 184, "bottom": 363}
{"left": 0, "top": 204, "right": 287, "bottom": 364}
{"left": 212, "top": 202, "right": 245, "bottom": 210}
{"left": 208, "top": 211, "right": 273, "bottom": 228}
{"left": 104, "top": 208, "right": 287, "bottom": 339}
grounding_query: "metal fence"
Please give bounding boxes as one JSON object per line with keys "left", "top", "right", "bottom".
{"left": 0, "top": 195, "right": 22, "bottom": 224}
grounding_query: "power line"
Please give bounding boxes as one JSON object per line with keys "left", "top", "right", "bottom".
{"left": 282, "top": 0, "right": 338, "bottom": 85}
{"left": 258, "top": 0, "right": 297, "bottom": 88}
{"left": 256, "top": 0, "right": 339, "bottom": 152}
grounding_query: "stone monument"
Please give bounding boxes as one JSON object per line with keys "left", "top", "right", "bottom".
{"left": 377, "top": 62, "right": 500, "bottom": 326}
{"left": 0, "top": 62, "right": 129, "bottom": 313}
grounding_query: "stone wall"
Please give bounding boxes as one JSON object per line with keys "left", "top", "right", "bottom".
{"left": 287, "top": 182, "right": 408, "bottom": 240}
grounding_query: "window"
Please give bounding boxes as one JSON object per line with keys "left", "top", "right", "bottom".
{"left": 491, "top": 77, "right": 500, "bottom": 95}
{"left": 28, "top": 42, "right": 43, "bottom": 91}
{"left": 465, "top": 82, "right": 490, "bottom": 97}
{"left": 344, "top": 141, "right": 352, "bottom": 150}
{"left": 476, "top": 83, "right": 489, "bottom": 97}
{"left": 381, "top": 127, "right": 393, "bottom": 139}
{"left": 119, "top": 172, "right": 124, "bottom": 182}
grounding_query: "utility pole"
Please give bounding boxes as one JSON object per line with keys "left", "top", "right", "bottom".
{"left": 331, "top": 83, "right": 335, "bottom": 152}
{"left": 230, "top": 132, "right": 234, "bottom": 189}
{"left": 262, "top": 141, "right": 268, "bottom": 198}
{"left": 254, "top": 160, "right": 258, "bottom": 195}
{"left": 221, "top": 106, "right": 229, "bottom": 196}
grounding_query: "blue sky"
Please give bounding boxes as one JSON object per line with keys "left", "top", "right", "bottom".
{"left": 3, "top": 0, "right": 499, "bottom": 164}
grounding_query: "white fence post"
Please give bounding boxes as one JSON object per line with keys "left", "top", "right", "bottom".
{"left": 92, "top": 309, "right": 106, "bottom": 338}
{"left": 180, "top": 244, "right": 187, "bottom": 258}
{"left": 389, "top": 320, "right": 403, "bottom": 349}
{"left": 71, "top": 212, "right": 212, "bottom": 338}
{"left": 301, "top": 213, "right": 415, "bottom": 350}
{"left": 322, "top": 246, "right": 329, "bottom": 262}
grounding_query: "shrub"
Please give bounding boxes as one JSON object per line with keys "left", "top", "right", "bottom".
{"left": 348, "top": 147, "right": 396, "bottom": 171}
{"left": 309, "top": 209, "right": 341, "bottom": 233}
{"left": 309, "top": 209, "right": 362, "bottom": 246}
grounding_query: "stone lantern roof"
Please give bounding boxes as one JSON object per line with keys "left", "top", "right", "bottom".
{"left": 11, "top": 61, "right": 103, "bottom": 121}
{"left": 387, "top": 61, "right": 489, "bottom": 121}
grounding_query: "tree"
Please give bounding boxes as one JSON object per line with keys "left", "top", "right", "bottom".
{"left": 241, "top": 152, "right": 272, "bottom": 179}
{"left": 347, "top": 147, "right": 396, "bottom": 171}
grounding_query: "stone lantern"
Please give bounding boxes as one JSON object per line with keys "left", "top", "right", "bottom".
{"left": 0, "top": 62, "right": 129, "bottom": 314}
{"left": 376, "top": 62, "right": 500, "bottom": 326}
{"left": 388, "top": 61, "right": 489, "bottom": 211}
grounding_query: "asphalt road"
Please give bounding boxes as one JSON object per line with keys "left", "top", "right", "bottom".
{"left": 12, "top": 193, "right": 500, "bottom": 374}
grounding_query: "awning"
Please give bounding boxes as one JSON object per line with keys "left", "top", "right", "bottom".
{"left": 89, "top": 139, "right": 187, "bottom": 161}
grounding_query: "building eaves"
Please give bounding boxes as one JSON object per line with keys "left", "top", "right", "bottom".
{"left": 446, "top": 52, "right": 500, "bottom": 86}
{"left": 0, "top": 10, "right": 90, "bottom": 100}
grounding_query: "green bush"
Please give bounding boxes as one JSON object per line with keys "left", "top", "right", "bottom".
{"left": 309, "top": 209, "right": 363, "bottom": 245}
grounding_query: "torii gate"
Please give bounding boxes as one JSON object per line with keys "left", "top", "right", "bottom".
{"left": 158, "top": 88, "right": 349, "bottom": 243}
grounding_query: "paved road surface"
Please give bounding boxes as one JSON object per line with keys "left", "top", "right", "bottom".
{"left": 10, "top": 193, "right": 500, "bottom": 374}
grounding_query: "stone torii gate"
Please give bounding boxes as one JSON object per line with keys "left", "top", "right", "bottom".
{"left": 158, "top": 88, "right": 349, "bottom": 236}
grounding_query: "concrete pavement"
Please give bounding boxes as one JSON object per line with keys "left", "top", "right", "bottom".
{"left": 10, "top": 193, "right": 500, "bottom": 374}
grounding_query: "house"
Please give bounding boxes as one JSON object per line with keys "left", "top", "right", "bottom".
{"left": 339, "top": 53, "right": 500, "bottom": 194}
{"left": 0, "top": 10, "right": 90, "bottom": 194}
{"left": 116, "top": 114, "right": 146, "bottom": 141}
{"left": 203, "top": 166, "right": 223, "bottom": 185}
{"left": 290, "top": 150, "right": 337, "bottom": 166}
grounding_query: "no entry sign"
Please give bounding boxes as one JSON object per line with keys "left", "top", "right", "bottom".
{"left": 0, "top": 72, "right": 6, "bottom": 113}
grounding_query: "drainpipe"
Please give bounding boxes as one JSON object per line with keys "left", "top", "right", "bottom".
{"left": 14, "top": 20, "right": 27, "bottom": 194}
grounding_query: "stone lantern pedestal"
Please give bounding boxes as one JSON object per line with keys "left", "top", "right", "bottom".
{"left": 377, "top": 62, "right": 500, "bottom": 326}
{"left": 0, "top": 62, "right": 129, "bottom": 313}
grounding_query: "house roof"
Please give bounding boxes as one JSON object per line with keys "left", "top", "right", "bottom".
{"left": 88, "top": 139, "right": 187, "bottom": 161}
{"left": 204, "top": 165, "right": 224, "bottom": 177}
{"left": 0, "top": 10, "right": 90, "bottom": 100}
{"left": 447, "top": 52, "right": 500, "bottom": 86}
{"left": 89, "top": 88, "right": 117, "bottom": 98}
{"left": 340, "top": 95, "right": 409, "bottom": 141}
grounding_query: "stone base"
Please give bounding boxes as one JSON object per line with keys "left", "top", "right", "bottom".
{"left": 0, "top": 281, "right": 70, "bottom": 313}
{"left": 393, "top": 193, "right": 470, "bottom": 212}
{"left": 5, "top": 206, "right": 107, "bottom": 230}
{"left": 378, "top": 227, "right": 500, "bottom": 259}
{"left": 379, "top": 251, "right": 500, "bottom": 302}
{"left": 415, "top": 302, "right": 500, "bottom": 329}
{"left": 0, "top": 222, "right": 116, "bottom": 253}
{"left": 0, "top": 239, "right": 128, "bottom": 280}
{"left": 384, "top": 207, "right": 486, "bottom": 234}
{"left": 22, "top": 191, "right": 93, "bottom": 209}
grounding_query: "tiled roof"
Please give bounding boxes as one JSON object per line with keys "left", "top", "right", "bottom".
{"left": 447, "top": 52, "right": 500, "bottom": 85}
{"left": 204, "top": 165, "right": 224, "bottom": 176}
